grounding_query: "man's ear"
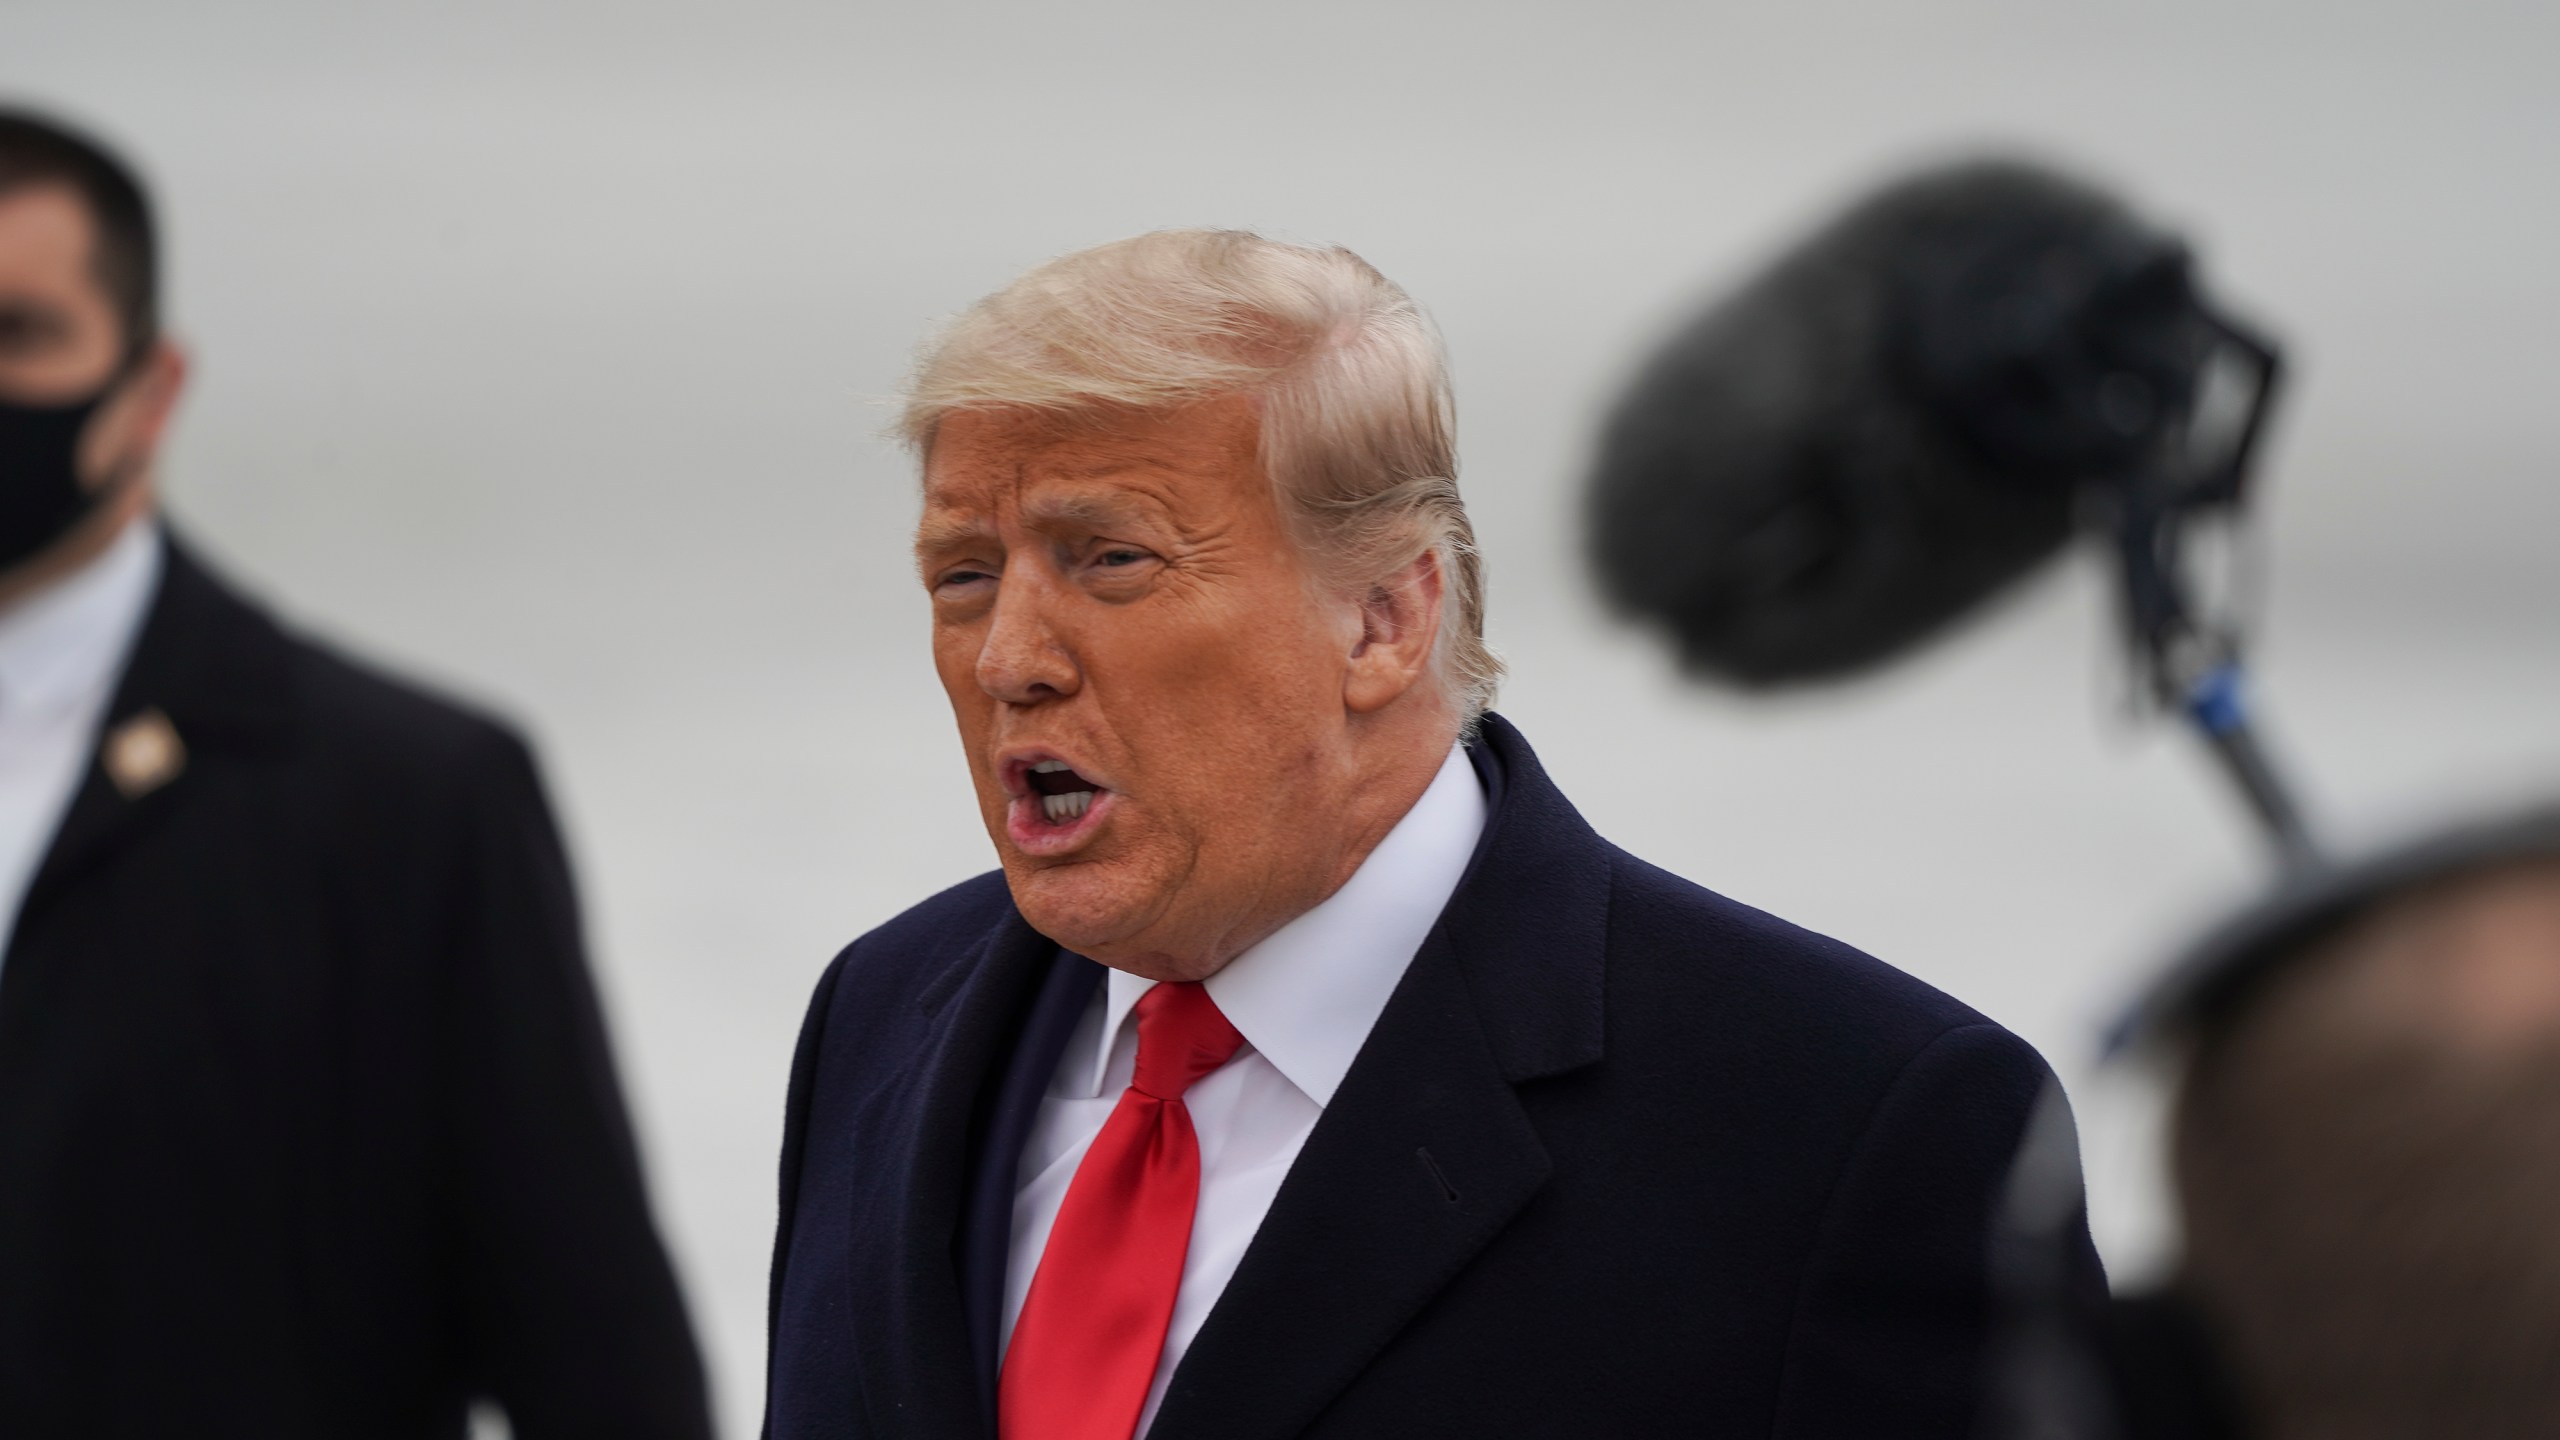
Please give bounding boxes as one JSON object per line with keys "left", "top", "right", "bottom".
{"left": 126, "top": 339, "right": 188, "bottom": 454}
{"left": 1343, "top": 548, "right": 1446, "bottom": 715}
{"left": 83, "top": 339, "right": 188, "bottom": 489}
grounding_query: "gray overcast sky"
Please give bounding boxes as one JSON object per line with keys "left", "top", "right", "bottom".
{"left": 10, "top": 2, "right": 2557, "bottom": 1430}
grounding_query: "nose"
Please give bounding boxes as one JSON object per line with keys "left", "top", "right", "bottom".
{"left": 975, "top": 572, "right": 1080, "bottom": 705}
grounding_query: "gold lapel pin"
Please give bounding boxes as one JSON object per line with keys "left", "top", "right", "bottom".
{"left": 103, "top": 707, "right": 187, "bottom": 799}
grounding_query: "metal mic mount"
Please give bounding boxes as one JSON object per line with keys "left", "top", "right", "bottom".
{"left": 2100, "top": 308, "right": 2320, "bottom": 870}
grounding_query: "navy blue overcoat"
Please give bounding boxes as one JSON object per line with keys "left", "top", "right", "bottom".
{"left": 766, "top": 715, "right": 2101, "bottom": 1438}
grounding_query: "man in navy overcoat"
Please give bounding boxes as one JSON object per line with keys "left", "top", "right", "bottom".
{"left": 766, "top": 228, "right": 2103, "bottom": 1439}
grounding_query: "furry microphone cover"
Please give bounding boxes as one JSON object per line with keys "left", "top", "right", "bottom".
{"left": 1584, "top": 158, "right": 2207, "bottom": 686}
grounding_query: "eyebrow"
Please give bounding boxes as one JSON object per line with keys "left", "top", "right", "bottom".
{"left": 913, "top": 513, "right": 990, "bottom": 559}
{"left": 913, "top": 488, "right": 1171, "bottom": 557}
{"left": 1022, "top": 491, "right": 1161, "bottom": 530}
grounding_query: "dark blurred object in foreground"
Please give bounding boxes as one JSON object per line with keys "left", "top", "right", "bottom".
{"left": 1586, "top": 155, "right": 2273, "bottom": 686}
{"left": 2103, "top": 807, "right": 2560, "bottom": 1440}
{"left": 1585, "top": 153, "right": 2560, "bottom": 1438}
{"left": 1585, "top": 153, "right": 2309, "bottom": 863}
{"left": 0, "top": 108, "right": 711, "bottom": 1437}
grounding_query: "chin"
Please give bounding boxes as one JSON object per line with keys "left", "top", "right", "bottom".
{"left": 1001, "top": 859, "right": 1156, "bottom": 960}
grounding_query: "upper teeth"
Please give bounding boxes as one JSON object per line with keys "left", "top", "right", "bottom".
{"left": 1032, "top": 760, "right": 1072, "bottom": 773}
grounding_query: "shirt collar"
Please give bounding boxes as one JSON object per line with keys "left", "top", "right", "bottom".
{"left": 1079, "top": 742, "right": 1488, "bottom": 1107}
{"left": 0, "top": 518, "right": 163, "bottom": 724}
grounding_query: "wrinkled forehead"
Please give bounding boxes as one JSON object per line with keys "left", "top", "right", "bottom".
{"left": 916, "top": 400, "right": 1263, "bottom": 536}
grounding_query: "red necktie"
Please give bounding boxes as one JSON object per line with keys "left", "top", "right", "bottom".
{"left": 999, "top": 981, "right": 1246, "bottom": 1440}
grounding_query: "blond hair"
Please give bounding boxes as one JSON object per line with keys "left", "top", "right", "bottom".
{"left": 901, "top": 229, "right": 1500, "bottom": 723}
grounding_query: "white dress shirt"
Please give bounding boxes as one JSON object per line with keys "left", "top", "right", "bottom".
{"left": 0, "top": 519, "right": 162, "bottom": 967}
{"left": 1001, "top": 742, "right": 1488, "bottom": 1435}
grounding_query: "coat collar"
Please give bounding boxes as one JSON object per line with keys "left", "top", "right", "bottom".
{"left": 1441, "top": 713, "right": 1612, "bottom": 1083}
{"left": 1143, "top": 713, "right": 1611, "bottom": 1440}
{"left": 19, "top": 529, "right": 299, "bottom": 925}
{"left": 103, "top": 529, "right": 301, "bottom": 744}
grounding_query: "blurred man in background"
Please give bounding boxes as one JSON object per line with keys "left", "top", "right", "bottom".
{"left": 2107, "top": 817, "right": 2560, "bottom": 1440}
{"left": 0, "top": 108, "right": 711, "bottom": 1437}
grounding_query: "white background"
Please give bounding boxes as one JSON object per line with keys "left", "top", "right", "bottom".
{"left": 9, "top": 3, "right": 2557, "bottom": 1432}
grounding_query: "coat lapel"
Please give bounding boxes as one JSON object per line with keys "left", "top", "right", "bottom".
{"left": 13, "top": 532, "right": 295, "bottom": 946}
{"left": 1147, "top": 715, "right": 1612, "bottom": 1440}
{"left": 842, "top": 907, "right": 1059, "bottom": 1438}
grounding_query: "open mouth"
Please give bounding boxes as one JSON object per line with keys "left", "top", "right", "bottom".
{"left": 1006, "top": 754, "right": 1115, "bottom": 854}
{"left": 1026, "top": 759, "right": 1101, "bottom": 824}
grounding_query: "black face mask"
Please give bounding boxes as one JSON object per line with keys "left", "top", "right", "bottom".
{"left": 0, "top": 377, "right": 122, "bottom": 572}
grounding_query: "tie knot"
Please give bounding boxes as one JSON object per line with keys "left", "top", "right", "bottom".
{"left": 1129, "top": 981, "right": 1244, "bottom": 1101}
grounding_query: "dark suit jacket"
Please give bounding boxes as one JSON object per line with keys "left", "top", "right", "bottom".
{"left": 2100, "top": 1290, "right": 2249, "bottom": 1440}
{"left": 766, "top": 714, "right": 2103, "bottom": 1438}
{"left": 0, "top": 535, "right": 712, "bottom": 1439}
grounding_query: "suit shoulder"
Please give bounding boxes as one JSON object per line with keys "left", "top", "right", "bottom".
{"left": 280, "top": 626, "right": 535, "bottom": 781}
{"left": 854, "top": 870, "right": 1016, "bottom": 952}
{"left": 823, "top": 870, "right": 1017, "bottom": 995}
{"left": 1604, "top": 847, "right": 2000, "bottom": 1060}
{"left": 1593, "top": 848, "right": 2060, "bottom": 1235}
{"left": 153, "top": 541, "right": 529, "bottom": 778}
{"left": 790, "top": 872, "right": 1017, "bottom": 1076}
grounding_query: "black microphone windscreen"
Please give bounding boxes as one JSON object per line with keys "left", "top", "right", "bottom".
{"left": 1586, "top": 158, "right": 2207, "bottom": 686}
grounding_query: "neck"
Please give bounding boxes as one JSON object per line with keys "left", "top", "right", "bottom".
{"left": 1316, "top": 714, "right": 1462, "bottom": 906}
